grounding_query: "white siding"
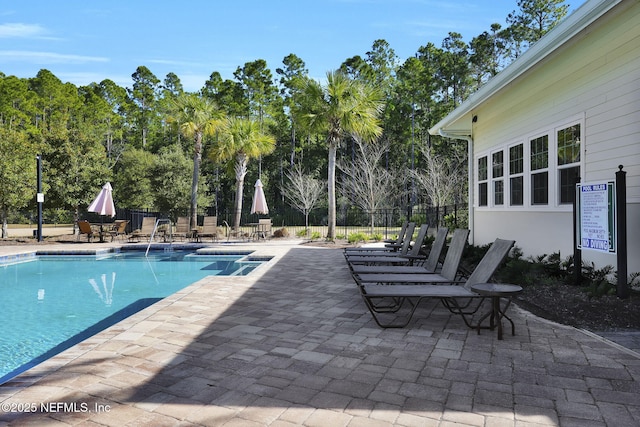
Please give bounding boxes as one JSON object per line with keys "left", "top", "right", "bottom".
{"left": 470, "top": 0, "right": 640, "bottom": 275}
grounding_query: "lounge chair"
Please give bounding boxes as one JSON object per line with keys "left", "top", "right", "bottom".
{"left": 77, "top": 220, "right": 96, "bottom": 242}
{"left": 383, "top": 221, "right": 408, "bottom": 245}
{"left": 129, "top": 217, "right": 156, "bottom": 242}
{"left": 108, "top": 220, "right": 128, "bottom": 241}
{"left": 356, "top": 238, "right": 516, "bottom": 328}
{"left": 354, "top": 228, "right": 469, "bottom": 284}
{"left": 346, "top": 221, "right": 412, "bottom": 253}
{"left": 344, "top": 222, "right": 416, "bottom": 261}
{"left": 198, "top": 216, "right": 218, "bottom": 242}
{"left": 346, "top": 224, "right": 429, "bottom": 265}
{"left": 351, "top": 228, "right": 469, "bottom": 284}
{"left": 349, "top": 227, "right": 449, "bottom": 275}
{"left": 172, "top": 216, "right": 191, "bottom": 241}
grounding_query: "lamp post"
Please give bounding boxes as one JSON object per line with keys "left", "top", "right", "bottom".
{"left": 411, "top": 104, "right": 416, "bottom": 207}
{"left": 36, "top": 154, "right": 43, "bottom": 242}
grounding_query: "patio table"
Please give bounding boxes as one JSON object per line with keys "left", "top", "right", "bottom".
{"left": 470, "top": 283, "right": 523, "bottom": 340}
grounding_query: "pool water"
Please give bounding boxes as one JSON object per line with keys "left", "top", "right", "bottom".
{"left": 0, "top": 250, "right": 263, "bottom": 384}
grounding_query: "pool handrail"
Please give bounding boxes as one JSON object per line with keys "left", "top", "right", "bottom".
{"left": 146, "top": 218, "right": 172, "bottom": 257}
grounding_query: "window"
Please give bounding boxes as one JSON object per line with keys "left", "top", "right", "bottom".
{"left": 530, "top": 135, "right": 548, "bottom": 205}
{"left": 475, "top": 117, "right": 582, "bottom": 210}
{"left": 492, "top": 151, "right": 504, "bottom": 205}
{"left": 532, "top": 172, "right": 548, "bottom": 205}
{"left": 509, "top": 144, "right": 523, "bottom": 206}
{"left": 559, "top": 167, "right": 580, "bottom": 203}
{"left": 478, "top": 156, "right": 488, "bottom": 206}
{"left": 557, "top": 124, "right": 581, "bottom": 204}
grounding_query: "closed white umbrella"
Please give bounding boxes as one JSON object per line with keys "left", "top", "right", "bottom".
{"left": 87, "top": 182, "right": 116, "bottom": 242}
{"left": 250, "top": 179, "right": 269, "bottom": 215}
{"left": 88, "top": 182, "right": 116, "bottom": 217}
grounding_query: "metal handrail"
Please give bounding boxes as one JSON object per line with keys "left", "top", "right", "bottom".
{"left": 146, "top": 218, "right": 172, "bottom": 257}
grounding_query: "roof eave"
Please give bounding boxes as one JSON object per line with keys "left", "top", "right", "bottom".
{"left": 428, "top": 0, "right": 622, "bottom": 137}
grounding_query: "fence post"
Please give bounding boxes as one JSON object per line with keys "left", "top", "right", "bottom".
{"left": 454, "top": 202, "right": 458, "bottom": 228}
{"left": 616, "top": 165, "right": 628, "bottom": 299}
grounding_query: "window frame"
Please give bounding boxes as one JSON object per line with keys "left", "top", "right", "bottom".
{"left": 557, "top": 123, "right": 581, "bottom": 205}
{"left": 530, "top": 133, "right": 550, "bottom": 206}
{"left": 474, "top": 115, "right": 583, "bottom": 211}
{"left": 491, "top": 149, "right": 504, "bottom": 206}
{"left": 477, "top": 155, "right": 488, "bottom": 207}
{"left": 508, "top": 142, "right": 524, "bottom": 206}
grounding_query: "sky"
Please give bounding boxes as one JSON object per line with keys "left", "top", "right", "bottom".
{"left": 1, "top": 0, "right": 587, "bottom": 92}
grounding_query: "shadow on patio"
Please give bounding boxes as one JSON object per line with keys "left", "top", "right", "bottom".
{"left": 3, "top": 244, "right": 639, "bottom": 425}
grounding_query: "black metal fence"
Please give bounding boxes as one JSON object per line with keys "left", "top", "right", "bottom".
{"left": 100, "top": 204, "right": 468, "bottom": 240}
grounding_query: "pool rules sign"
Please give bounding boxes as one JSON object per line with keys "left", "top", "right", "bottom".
{"left": 577, "top": 181, "right": 616, "bottom": 253}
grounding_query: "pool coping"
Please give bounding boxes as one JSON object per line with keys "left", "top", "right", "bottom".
{"left": 0, "top": 240, "right": 291, "bottom": 386}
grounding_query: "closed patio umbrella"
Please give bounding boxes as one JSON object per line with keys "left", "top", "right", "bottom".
{"left": 250, "top": 179, "right": 269, "bottom": 215}
{"left": 88, "top": 182, "right": 116, "bottom": 217}
{"left": 87, "top": 182, "right": 116, "bottom": 242}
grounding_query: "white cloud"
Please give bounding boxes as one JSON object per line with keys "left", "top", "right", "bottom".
{"left": 0, "top": 50, "right": 108, "bottom": 64}
{"left": 0, "top": 23, "right": 46, "bottom": 38}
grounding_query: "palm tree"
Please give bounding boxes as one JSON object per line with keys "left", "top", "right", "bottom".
{"left": 294, "top": 71, "right": 384, "bottom": 239}
{"left": 210, "top": 117, "right": 276, "bottom": 231}
{"left": 171, "top": 94, "right": 224, "bottom": 229}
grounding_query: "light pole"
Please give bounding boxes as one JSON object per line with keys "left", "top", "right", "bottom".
{"left": 36, "top": 154, "right": 43, "bottom": 242}
{"left": 410, "top": 104, "right": 416, "bottom": 209}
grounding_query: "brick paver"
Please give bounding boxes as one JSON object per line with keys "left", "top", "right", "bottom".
{"left": 1, "top": 240, "right": 639, "bottom": 426}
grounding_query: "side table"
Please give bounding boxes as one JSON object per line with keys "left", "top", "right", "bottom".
{"left": 470, "top": 283, "right": 523, "bottom": 340}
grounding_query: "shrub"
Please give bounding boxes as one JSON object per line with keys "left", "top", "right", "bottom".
{"left": 370, "top": 233, "right": 383, "bottom": 241}
{"left": 310, "top": 231, "right": 321, "bottom": 240}
{"left": 348, "top": 232, "right": 367, "bottom": 244}
{"left": 296, "top": 229, "right": 308, "bottom": 238}
{"left": 409, "top": 213, "right": 426, "bottom": 225}
{"left": 582, "top": 263, "right": 616, "bottom": 298}
{"left": 443, "top": 213, "right": 457, "bottom": 229}
{"left": 629, "top": 272, "right": 640, "bottom": 291}
{"left": 273, "top": 228, "right": 289, "bottom": 238}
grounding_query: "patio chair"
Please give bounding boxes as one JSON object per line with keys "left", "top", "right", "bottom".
{"left": 346, "top": 224, "right": 429, "bottom": 265}
{"left": 129, "top": 217, "right": 156, "bottom": 242}
{"left": 77, "top": 220, "right": 96, "bottom": 242}
{"left": 349, "top": 227, "right": 449, "bottom": 275}
{"left": 198, "top": 216, "right": 218, "bottom": 242}
{"left": 356, "top": 238, "right": 516, "bottom": 328}
{"left": 172, "top": 216, "right": 191, "bottom": 241}
{"left": 108, "top": 220, "right": 129, "bottom": 241}
{"left": 256, "top": 218, "right": 272, "bottom": 240}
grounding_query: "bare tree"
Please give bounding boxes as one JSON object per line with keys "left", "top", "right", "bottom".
{"left": 338, "top": 139, "right": 396, "bottom": 234}
{"left": 281, "top": 164, "right": 326, "bottom": 236}
{"left": 411, "top": 145, "right": 465, "bottom": 208}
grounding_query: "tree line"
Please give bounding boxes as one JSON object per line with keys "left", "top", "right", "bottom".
{"left": 0, "top": 0, "right": 570, "bottom": 238}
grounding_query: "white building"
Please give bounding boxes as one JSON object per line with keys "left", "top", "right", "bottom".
{"left": 429, "top": 0, "right": 639, "bottom": 279}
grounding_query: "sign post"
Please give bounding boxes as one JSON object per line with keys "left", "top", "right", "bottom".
{"left": 615, "top": 166, "right": 628, "bottom": 299}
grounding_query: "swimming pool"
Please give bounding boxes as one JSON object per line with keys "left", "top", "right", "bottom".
{"left": 0, "top": 250, "right": 266, "bottom": 384}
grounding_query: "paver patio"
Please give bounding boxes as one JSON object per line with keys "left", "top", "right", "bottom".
{"left": 0, "top": 240, "right": 639, "bottom": 426}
